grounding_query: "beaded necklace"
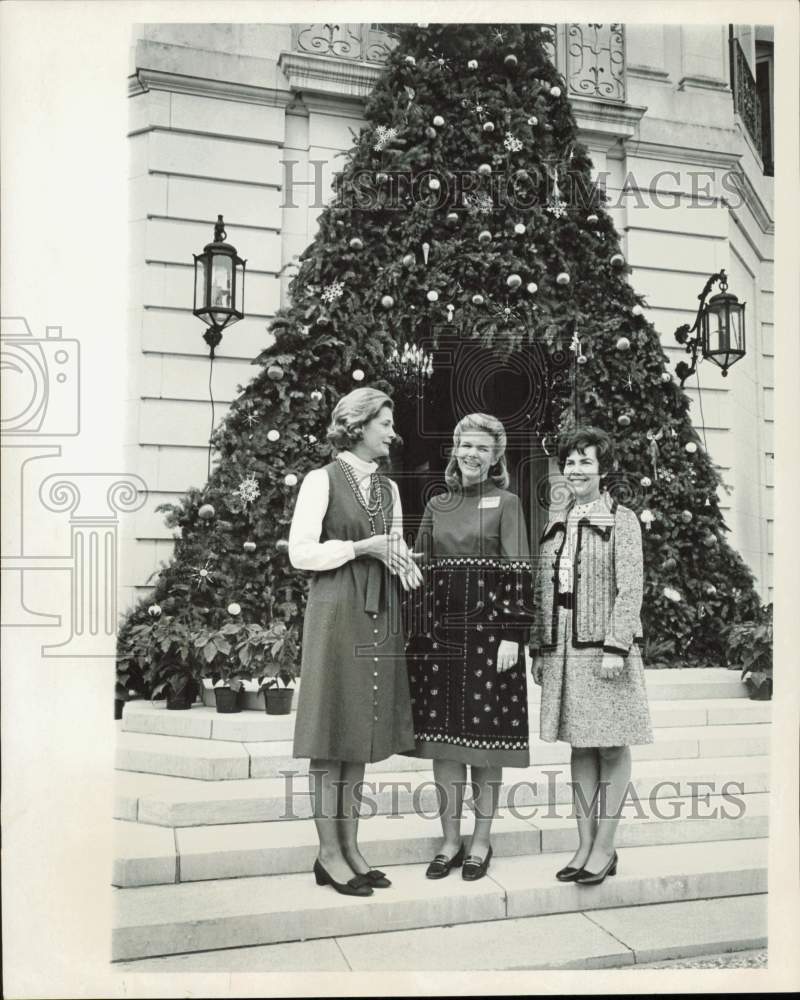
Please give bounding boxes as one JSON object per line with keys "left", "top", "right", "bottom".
{"left": 338, "top": 458, "right": 387, "bottom": 536}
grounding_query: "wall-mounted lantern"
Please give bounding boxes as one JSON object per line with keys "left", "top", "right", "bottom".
{"left": 193, "top": 215, "right": 246, "bottom": 358}
{"left": 675, "top": 269, "right": 746, "bottom": 385}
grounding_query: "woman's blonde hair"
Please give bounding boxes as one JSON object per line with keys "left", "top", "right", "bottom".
{"left": 326, "top": 387, "right": 394, "bottom": 451}
{"left": 444, "top": 412, "right": 510, "bottom": 490}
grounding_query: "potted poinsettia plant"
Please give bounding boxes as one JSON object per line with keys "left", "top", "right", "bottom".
{"left": 725, "top": 603, "right": 773, "bottom": 700}
{"left": 118, "top": 609, "right": 200, "bottom": 711}
{"left": 256, "top": 621, "right": 300, "bottom": 715}
{"left": 192, "top": 609, "right": 254, "bottom": 714}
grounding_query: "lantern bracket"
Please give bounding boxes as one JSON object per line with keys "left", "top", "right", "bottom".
{"left": 673, "top": 269, "right": 727, "bottom": 387}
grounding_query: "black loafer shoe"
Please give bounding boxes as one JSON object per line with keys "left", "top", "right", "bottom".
{"left": 462, "top": 846, "right": 493, "bottom": 881}
{"left": 555, "top": 865, "right": 584, "bottom": 882}
{"left": 425, "top": 844, "right": 465, "bottom": 879}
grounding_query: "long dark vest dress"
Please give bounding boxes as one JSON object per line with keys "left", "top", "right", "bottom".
{"left": 404, "top": 479, "right": 534, "bottom": 767}
{"left": 292, "top": 461, "right": 416, "bottom": 763}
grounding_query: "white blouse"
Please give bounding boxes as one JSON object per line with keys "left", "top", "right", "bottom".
{"left": 288, "top": 451, "right": 403, "bottom": 572}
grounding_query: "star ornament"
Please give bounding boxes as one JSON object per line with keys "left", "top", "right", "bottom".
{"left": 191, "top": 558, "right": 216, "bottom": 586}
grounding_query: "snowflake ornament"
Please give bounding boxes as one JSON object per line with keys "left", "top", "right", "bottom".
{"left": 546, "top": 196, "right": 567, "bottom": 218}
{"left": 373, "top": 125, "right": 399, "bottom": 151}
{"left": 464, "top": 191, "right": 494, "bottom": 215}
{"left": 504, "top": 131, "right": 523, "bottom": 152}
{"left": 321, "top": 280, "right": 345, "bottom": 304}
{"left": 233, "top": 474, "right": 261, "bottom": 506}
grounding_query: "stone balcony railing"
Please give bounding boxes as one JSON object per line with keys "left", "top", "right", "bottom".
{"left": 289, "top": 23, "right": 626, "bottom": 103}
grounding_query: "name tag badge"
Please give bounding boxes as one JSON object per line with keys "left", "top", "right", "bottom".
{"left": 478, "top": 497, "right": 501, "bottom": 509}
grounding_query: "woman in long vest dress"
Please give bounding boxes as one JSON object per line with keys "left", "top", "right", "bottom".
{"left": 531, "top": 425, "right": 654, "bottom": 885}
{"left": 289, "top": 387, "right": 421, "bottom": 897}
{"left": 405, "top": 413, "right": 534, "bottom": 881}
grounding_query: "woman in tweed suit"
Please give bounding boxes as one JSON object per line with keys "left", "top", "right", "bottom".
{"left": 531, "top": 426, "right": 653, "bottom": 885}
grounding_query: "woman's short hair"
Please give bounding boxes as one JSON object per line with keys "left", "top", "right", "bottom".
{"left": 326, "top": 387, "right": 394, "bottom": 451}
{"left": 444, "top": 412, "right": 510, "bottom": 489}
{"left": 557, "top": 425, "right": 615, "bottom": 476}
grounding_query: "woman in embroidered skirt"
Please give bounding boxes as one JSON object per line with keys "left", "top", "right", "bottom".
{"left": 289, "top": 387, "right": 422, "bottom": 897}
{"left": 405, "top": 413, "right": 533, "bottom": 881}
{"left": 531, "top": 426, "right": 653, "bottom": 886}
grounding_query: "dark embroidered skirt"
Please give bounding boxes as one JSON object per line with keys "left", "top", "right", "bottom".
{"left": 403, "top": 557, "right": 531, "bottom": 767}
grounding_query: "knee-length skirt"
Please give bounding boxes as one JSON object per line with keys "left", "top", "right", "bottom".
{"left": 404, "top": 560, "right": 530, "bottom": 767}
{"left": 292, "top": 561, "right": 416, "bottom": 764}
{"left": 538, "top": 605, "right": 654, "bottom": 747}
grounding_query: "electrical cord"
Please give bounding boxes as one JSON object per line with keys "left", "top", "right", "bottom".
{"left": 207, "top": 352, "right": 215, "bottom": 480}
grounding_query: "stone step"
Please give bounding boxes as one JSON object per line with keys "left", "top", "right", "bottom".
{"left": 641, "top": 668, "right": 749, "bottom": 701}
{"left": 112, "top": 791, "right": 770, "bottom": 887}
{"left": 115, "top": 721, "right": 770, "bottom": 781}
{"left": 111, "top": 836, "right": 768, "bottom": 961}
{"left": 112, "top": 892, "right": 768, "bottom": 971}
{"left": 114, "top": 754, "right": 770, "bottom": 827}
{"left": 121, "top": 694, "right": 768, "bottom": 744}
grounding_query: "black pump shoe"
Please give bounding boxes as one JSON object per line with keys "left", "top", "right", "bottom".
{"left": 574, "top": 851, "right": 618, "bottom": 885}
{"left": 364, "top": 868, "right": 392, "bottom": 888}
{"left": 313, "top": 859, "right": 373, "bottom": 896}
{"left": 555, "top": 864, "right": 585, "bottom": 882}
{"left": 425, "top": 844, "right": 465, "bottom": 879}
{"left": 462, "top": 845, "right": 493, "bottom": 881}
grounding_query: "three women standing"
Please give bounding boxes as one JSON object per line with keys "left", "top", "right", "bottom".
{"left": 404, "top": 414, "right": 533, "bottom": 881}
{"left": 531, "top": 426, "right": 653, "bottom": 885}
{"left": 290, "top": 395, "right": 651, "bottom": 894}
{"left": 289, "top": 388, "right": 421, "bottom": 897}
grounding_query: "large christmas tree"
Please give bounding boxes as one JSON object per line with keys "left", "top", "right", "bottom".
{"left": 117, "top": 23, "right": 760, "bottom": 693}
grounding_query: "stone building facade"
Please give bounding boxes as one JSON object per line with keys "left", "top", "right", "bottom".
{"left": 125, "top": 22, "right": 774, "bottom": 613}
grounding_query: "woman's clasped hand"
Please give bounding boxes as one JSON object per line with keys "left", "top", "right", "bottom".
{"left": 354, "top": 532, "right": 423, "bottom": 590}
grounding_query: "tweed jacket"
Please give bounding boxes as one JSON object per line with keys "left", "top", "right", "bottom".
{"left": 530, "top": 491, "right": 644, "bottom": 654}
